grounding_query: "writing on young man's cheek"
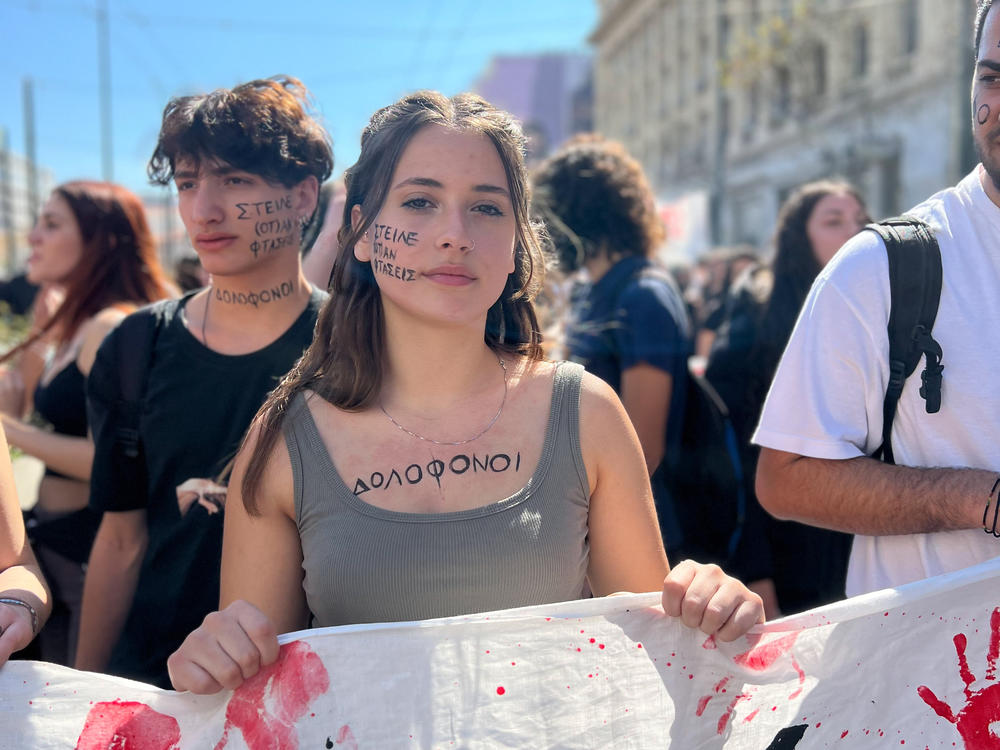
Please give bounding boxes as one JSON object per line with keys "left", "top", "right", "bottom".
{"left": 235, "top": 194, "right": 297, "bottom": 258}
{"left": 371, "top": 222, "right": 418, "bottom": 282}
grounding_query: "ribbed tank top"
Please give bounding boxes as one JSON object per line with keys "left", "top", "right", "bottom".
{"left": 285, "top": 361, "right": 591, "bottom": 626}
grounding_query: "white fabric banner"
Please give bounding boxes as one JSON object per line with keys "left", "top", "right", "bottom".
{"left": 2, "top": 556, "right": 1000, "bottom": 749}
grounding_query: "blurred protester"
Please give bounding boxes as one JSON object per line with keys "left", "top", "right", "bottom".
{"left": 77, "top": 76, "right": 332, "bottom": 688}
{"left": 173, "top": 255, "right": 208, "bottom": 293}
{"left": 0, "top": 181, "right": 174, "bottom": 664}
{"left": 301, "top": 180, "right": 346, "bottom": 289}
{"left": 0, "top": 272, "right": 39, "bottom": 317}
{"left": 690, "top": 247, "right": 758, "bottom": 365}
{"left": 0, "top": 422, "right": 51, "bottom": 666}
{"left": 706, "top": 179, "right": 870, "bottom": 616}
{"left": 533, "top": 134, "right": 691, "bottom": 550}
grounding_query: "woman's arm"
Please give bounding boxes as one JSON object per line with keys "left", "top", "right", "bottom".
{"left": 1, "top": 309, "right": 124, "bottom": 481}
{"left": 167, "top": 423, "right": 306, "bottom": 694}
{"left": 0, "top": 424, "right": 51, "bottom": 665}
{"left": 580, "top": 373, "right": 763, "bottom": 641}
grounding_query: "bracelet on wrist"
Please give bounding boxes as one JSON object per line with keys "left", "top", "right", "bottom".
{"left": 983, "top": 477, "right": 1000, "bottom": 538}
{"left": 0, "top": 597, "right": 39, "bottom": 635}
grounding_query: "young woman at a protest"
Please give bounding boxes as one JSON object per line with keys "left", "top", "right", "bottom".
{"left": 706, "top": 180, "right": 871, "bottom": 618}
{"left": 0, "top": 181, "right": 173, "bottom": 665}
{"left": 0, "top": 422, "right": 51, "bottom": 666}
{"left": 167, "top": 91, "right": 764, "bottom": 694}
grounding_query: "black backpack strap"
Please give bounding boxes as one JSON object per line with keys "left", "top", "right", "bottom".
{"left": 112, "top": 307, "right": 162, "bottom": 459}
{"left": 867, "top": 217, "right": 943, "bottom": 464}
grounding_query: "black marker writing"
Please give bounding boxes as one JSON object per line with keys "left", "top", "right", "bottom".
{"left": 250, "top": 235, "right": 296, "bottom": 258}
{"left": 372, "top": 241, "right": 396, "bottom": 260}
{"left": 373, "top": 223, "right": 418, "bottom": 246}
{"left": 236, "top": 195, "right": 293, "bottom": 220}
{"left": 255, "top": 217, "right": 295, "bottom": 237}
{"left": 353, "top": 451, "right": 522, "bottom": 494}
{"left": 373, "top": 258, "right": 416, "bottom": 282}
{"left": 978, "top": 103, "right": 991, "bottom": 125}
{"left": 214, "top": 281, "right": 294, "bottom": 307}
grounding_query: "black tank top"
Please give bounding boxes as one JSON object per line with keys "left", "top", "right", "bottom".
{"left": 34, "top": 360, "right": 88, "bottom": 479}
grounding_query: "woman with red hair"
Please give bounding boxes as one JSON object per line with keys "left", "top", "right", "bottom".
{"left": 0, "top": 180, "right": 174, "bottom": 664}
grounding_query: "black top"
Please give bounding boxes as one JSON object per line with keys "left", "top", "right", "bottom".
{"left": 87, "top": 288, "right": 326, "bottom": 687}
{"left": 706, "top": 271, "right": 851, "bottom": 614}
{"left": 34, "top": 359, "right": 88, "bottom": 480}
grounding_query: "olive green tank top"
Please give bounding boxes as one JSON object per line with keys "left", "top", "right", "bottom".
{"left": 285, "top": 361, "right": 591, "bottom": 626}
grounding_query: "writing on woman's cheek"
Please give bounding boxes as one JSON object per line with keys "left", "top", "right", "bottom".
{"left": 371, "top": 222, "right": 418, "bottom": 281}
{"left": 235, "top": 194, "right": 297, "bottom": 258}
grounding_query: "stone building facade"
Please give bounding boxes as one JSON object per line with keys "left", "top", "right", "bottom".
{"left": 591, "top": 0, "right": 977, "bottom": 253}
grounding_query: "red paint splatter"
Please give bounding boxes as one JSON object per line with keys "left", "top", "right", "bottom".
{"left": 213, "top": 640, "right": 330, "bottom": 750}
{"left": 734, "top": 632, "right": 800, "bottom": 671}
{"left": 589, "top": 638, "right": 595, "bottom": 644}
{"left": 496, "top": 686, "right": 506, "bottom": 696}
{"left": 842, "top": 730, "right": 849, "bottom": 738}
{"left": 75, "top": 701, "right": 180, "bottom": 750}
{"left": 917, "top": 607, "right": 1000, "bottom": 750}
{"left": 598, "top": 644, "right": 605, "bottom": 650}
{"left": 637, "top": 643, "right": 643, "bottom": 649}
{"left": 702, "top": 635, "right": 717, "bottom": 650}
{"left": 744, "top": 709, "right": 759, "bottom": 722}
{"left": 328, "top": 725, "right": 356, "bottom": 749}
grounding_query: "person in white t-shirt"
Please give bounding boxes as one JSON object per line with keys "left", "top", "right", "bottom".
{"left": 753, "top": 0, "right": 1000, "bottom": 597}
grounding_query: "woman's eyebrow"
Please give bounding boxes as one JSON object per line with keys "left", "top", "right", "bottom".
{"left": 392, "top": 176, "right": 510, "bottom": 198}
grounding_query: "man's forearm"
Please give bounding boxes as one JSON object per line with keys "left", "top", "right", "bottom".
{"left": 75, "top": 521, "right": 146, "bottom": 672}
{"left": 756, "top": 449, "right": 996, "bottom": 536}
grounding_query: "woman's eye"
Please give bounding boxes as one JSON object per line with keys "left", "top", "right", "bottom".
{"left": 474, "top": 204, "right": 503, "bottom": 217}
{"left": 403, "top": 197, "right": 432, "bottom": 210}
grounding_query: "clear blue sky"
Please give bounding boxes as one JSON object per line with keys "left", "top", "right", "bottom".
{"left": 0, "top": 0, "right": 597, "bottom": 198}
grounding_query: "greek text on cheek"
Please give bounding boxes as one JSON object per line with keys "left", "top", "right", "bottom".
{"left": 371, "top": 222, "right": 418, "bottom": 282}
{"left": 352, "top": 451, "right": 522, "bottom": 495}
{"left": 214, "top": 280, "right": 295, "bottom": 308}
{"left": 235, "top": 194, "right": 297, "bottom": 258}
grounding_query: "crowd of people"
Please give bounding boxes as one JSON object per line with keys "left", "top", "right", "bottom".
{"left": 0, "top": 0, "right": 995, "bottom": 718}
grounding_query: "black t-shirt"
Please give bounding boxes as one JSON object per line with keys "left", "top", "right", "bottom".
{"left": 87, "top": 288, "right": 326, "bottom": 687}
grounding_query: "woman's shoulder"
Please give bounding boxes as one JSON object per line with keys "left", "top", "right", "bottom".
{"left": 75, "top": 306, "right": 133, "bottom": 376}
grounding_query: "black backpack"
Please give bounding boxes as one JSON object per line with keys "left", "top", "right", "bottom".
{"left": 659, "top": 371, "right": 747, "bottom": 566}
{"left": 865, "top": 217, "right": 944, "bottom": 465}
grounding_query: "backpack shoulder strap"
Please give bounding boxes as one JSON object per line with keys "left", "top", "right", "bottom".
{"left": 867, "top": 216, "right": 943, "bottom": 464}
{"left": 112, "top": 302, "right": 167, "bottom": 458}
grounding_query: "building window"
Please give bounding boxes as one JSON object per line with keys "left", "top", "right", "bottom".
{"left": 852, "top": 23, "right": 869, "bottom": 79}
{"left": 813, "top": 44, "right": 827, "bottom": 99}
{"left": 770, "top": 65, "right": 792, "bottom": 125}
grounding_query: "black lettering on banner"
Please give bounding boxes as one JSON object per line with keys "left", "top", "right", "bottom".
{"left": 427, "top": 459, "right": 445, "bottom": 488}
{"left": 473, "top": 454, "right": 489, "bottom": 473}
{"left": 353, "top": 478, "right": 370, "bottom": 495}
{"left": 370, "top": 472, "right": 384, "bottom": 489}
{"left": 405, "top": 464, "right": 423, "bottom": 484}
{"left": 489, "top": 454, "right": 511, "bottom": 472}
{"left": 386, "top": 469, "right": 403, "bottom": 488}
{"left": 450, "top": 454, "right": 471, "bottom": 474}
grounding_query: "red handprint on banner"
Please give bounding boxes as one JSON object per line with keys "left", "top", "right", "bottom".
{"left": 214, "top": 640, "right": 331, "bottom": 750}
{"left": 917, "top": 607, "right": 1000, "bottom": 749}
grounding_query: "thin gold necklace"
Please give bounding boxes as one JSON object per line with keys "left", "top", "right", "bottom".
{"left": 379, "top": 357, "right": 508, "bottom": 446}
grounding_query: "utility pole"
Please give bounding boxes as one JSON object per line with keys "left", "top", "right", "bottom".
{"left": 22, "top": 78, "right": 39, "bottom": 224}
{"left": 97, "top": 0, "right": 113, "bottom": 181}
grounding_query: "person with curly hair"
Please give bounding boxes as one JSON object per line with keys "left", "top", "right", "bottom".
{"left": 533, "top": 135, "right": 691, "bottom": 550}
{"left": 76, "top": 76, "right": 333, "bottom": 687}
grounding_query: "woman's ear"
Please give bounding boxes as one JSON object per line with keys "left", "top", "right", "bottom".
{"left": 351, "top": 204, "right": 372, "bottom": 262}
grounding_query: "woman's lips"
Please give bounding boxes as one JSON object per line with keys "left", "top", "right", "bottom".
{"left": 423, "top": 266, "right": 476, "bottom": 286}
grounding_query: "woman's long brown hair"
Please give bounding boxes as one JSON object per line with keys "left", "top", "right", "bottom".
{"left": 241, "top": 91, "right": 548, "bottom": 514}
{"left": 1, "top": 181, "right": 174, "bottom": 364}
